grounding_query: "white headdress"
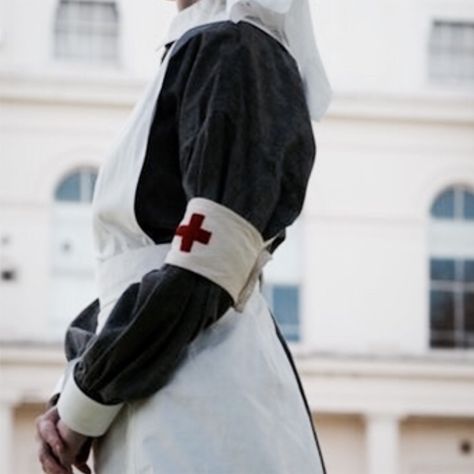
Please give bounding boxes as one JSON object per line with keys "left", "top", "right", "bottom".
{"left": 225, "top": 0, "right": 333, "bottom": 121}
{"left": 159, "top": 0, "right": 333, "bottom": 121}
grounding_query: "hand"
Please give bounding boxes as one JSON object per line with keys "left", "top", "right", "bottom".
{"left": 73, "top": 436, "right": 94, "bottom": 474}
{"left": 55, "top": 419, "right": 93, "bottom": 474}
{"left": 35, "top": 406, "right": 71, "bottom": 474}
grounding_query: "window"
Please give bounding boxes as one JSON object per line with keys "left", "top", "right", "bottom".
{"left": 429, "top": 185, "right": 474, "bottom": 349}
{"left": 428, "top": 20, "right": 474, "bottom": 84}
{"left": 430, "top": 258, "right": 474, "bottom": 348}
{"left": 430, "top": 186, "right": 474, "bottom": 220}
{"left": 263, "top": 284, "right": 301, "bottom": 342}
{"left": 50, "top": 167, "right": 98, "bottom": 338}
{"left": 262, "top": 220, "right": 303, "bottom": 343}
{"left": 54, "top": 0, "right": 120, "bottom": 64}
{"left": 55, "top": 167, "right": 97, "bottom": 202}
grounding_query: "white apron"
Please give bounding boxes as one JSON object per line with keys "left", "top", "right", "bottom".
{"left": 89, "top": 23, "right": 325, "bottom": 474}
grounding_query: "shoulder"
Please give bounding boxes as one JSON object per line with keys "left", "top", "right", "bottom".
{"left": 164, "top": 19, "right": 311, "bottom": 128}
{"left": 170, "top": 20, "right": 298, "bottom": 74}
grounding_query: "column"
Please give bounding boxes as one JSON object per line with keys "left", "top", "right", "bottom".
{"left": 0, "top": 399, "right": 14, "bottom": 473}
{"left": 365, "top": 412, "right": 400, "bottom": 474}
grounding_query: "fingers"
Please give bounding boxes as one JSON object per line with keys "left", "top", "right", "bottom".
{"left": 74, "top": 438, "right": 93, "bottom": 474}
{"left": 35, "top": 412, "right": 67, "bottom": 459}
{"left": 76, "top": 438, "right": 92, "bottom": 462}
{"left": 55, "top": 420, "right": 89, "bottom": 467}
{"left": 36, "top": 407, "right": 93, "bottom": 474}
{"left": 74, "top": 438, "right": 92, "bottom": 474}
{"left": 37, "top": 441, "right": 72, "bottom": 474}
{"left": 75, "top": 437, "right": 92, "bottom": 464}
{"left": 74, "top": 461, "right": 92, "bottom": 474}
{"left": 36, "top": 409, "right": 72, "bottom": 472}
{"left": 56, "top": 447, "right": 74, "bottom": 470}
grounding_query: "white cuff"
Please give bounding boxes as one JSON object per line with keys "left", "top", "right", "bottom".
{"left": 57, "top": 360, "right": 123, "bottom": 437}
{"left": 51, "top": 374, "right": 65, "bottom": 400}
{"left": 165, "top": 197, "right": 277, "bottom": 310}
{"left": 50, "top": 358, "right": 79, "bottom": 399}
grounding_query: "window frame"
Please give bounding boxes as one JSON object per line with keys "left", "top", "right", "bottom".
{"left": 262, "top": 282, "right": 302, "bottom": 344}
{"left": 428, "top": 184, "right": 474, "bottom": 351}
{"left": 429, "top": 257, "right": 474, "bottom": 349}
{"left": 260, "top": 218, "right": 306, "bottom": 348}
{"left": 54, "top": 167, "right": 98, "bottom": 203}
{"left": 425, "top": 14, "right": 474, "bottom": 88}
{"left": 53, "top": 0, "right": 121, "bottom": 67}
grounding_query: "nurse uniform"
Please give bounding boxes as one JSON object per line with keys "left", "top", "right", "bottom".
{"left": 50, "top": 0, "right": 333, "bottom": 472}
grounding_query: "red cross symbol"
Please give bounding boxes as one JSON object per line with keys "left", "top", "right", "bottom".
{"left": 175, "top": 213, "right": 212, "bottom": 252}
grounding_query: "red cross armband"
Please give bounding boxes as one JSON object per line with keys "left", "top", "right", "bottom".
{"left": 165, "top": 197, "right": 277, "bottom": 312}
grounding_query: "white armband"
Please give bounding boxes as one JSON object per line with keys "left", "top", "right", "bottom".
{"left": 165, "top": 197, "right": 276, "bottom": 311}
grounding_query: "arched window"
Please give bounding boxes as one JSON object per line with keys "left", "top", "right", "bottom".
{"left": 55, "top": 167, "right": 97, "bottom": 202}
{"left": 428, "top": 185, "right": 474, "bottom": 349}
{"left": 50, "top": 167, "right": 98, "bottom": 338}
{"left": 54, "top": 0, "right": 120, "bottom": 64}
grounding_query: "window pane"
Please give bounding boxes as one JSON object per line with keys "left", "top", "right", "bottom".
{"left": 464, "top": 332, "right": 474, "bottom": 349}
{"left": 463, "top": 260, "right": 474, "bottom": 283}
{"left": 272, "top": 285, "right": 300, "bottom": 342}
{"left": 430, "top": 331, "right": 456, "bottom": 348}
{"left": 431, "top": 189, "right": 455, "bottom": 218}
{"left": 428, "top": 21, "right": 474, "bottom": 83}
{"left": 430, "top": 258, "right": 456, "bottom": 281}
{"left": 80, "top": 170, "right": 98, "bottom": 202}
{"left": 55, "top": 173, "right": 81, "bottom": 201}
{"left": 273, "top": 285, "right": 299, "bottom": 325}
{"left": 54, "top": 0, "right": 119, "bottom": 64}
{"left": 464, "top": 292, "right": 474, "bottom": 332}
{"left": 430, "top": 290, "right": 455, "bottom": 331}
{"left": 463, "top": 190, "right": 474, "bottom": 220}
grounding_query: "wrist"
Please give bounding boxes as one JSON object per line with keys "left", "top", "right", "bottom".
{"left": 57, "top": 361, "right": 123, "bottom": 437}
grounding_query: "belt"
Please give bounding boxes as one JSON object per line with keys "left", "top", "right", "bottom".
{"left": 97, "top": 243, "right": 172, "bottom": 310}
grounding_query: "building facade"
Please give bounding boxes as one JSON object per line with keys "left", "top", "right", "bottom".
{"left": 1, "top": 1, "right": 473, "bottom": 473}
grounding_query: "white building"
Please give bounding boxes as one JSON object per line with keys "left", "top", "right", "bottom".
{"left": 1, "top": 1, "right": 474, "bottom": 473}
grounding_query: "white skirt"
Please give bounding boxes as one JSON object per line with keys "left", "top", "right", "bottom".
{"left": 91, "top": 246, "right": 325, "bottom": 474}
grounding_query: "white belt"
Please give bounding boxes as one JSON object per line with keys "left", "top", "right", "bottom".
{"left": 96, "top": 243, "right": 172, "bottom": 311}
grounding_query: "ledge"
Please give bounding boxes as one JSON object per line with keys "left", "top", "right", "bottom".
{"left": 1, "top": 70, "right": 473, "bottom": 124}
{"left": 1, "top": 341, "right": 473, "bottom": 417}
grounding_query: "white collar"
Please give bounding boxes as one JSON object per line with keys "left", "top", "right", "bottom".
{"left": 156, "top": 0, "right": 227, "bottom": 50}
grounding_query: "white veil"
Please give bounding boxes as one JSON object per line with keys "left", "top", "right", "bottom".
{"left": 160, "top": 0, "right": 333, "bottom": 121}
{"left": 225, "top": 0, "right": 333, "bottom": 122}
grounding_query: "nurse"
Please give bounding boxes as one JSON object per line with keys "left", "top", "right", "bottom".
{"left": 35, "top": 1, "right": 333, "bottom": 473}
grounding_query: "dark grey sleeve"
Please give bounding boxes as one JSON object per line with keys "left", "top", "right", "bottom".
{"left": 176, "top": 22, "right": 316, "bottom": 238}
{"left": 63, "top": 298, "right": 100, "bottom": 360}
{"left": 55, "top": 22, "right": 315, "bottom": 434}
{"left": 47, "top": 298, "right": 99, "bottom": 408}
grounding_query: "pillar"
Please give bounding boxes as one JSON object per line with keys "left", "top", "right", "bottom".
{"left": 365, "top": 412, "right": 400, "bottom": 474}
{"left": 0, "top": 399, "right": 14, "bottom": 473}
